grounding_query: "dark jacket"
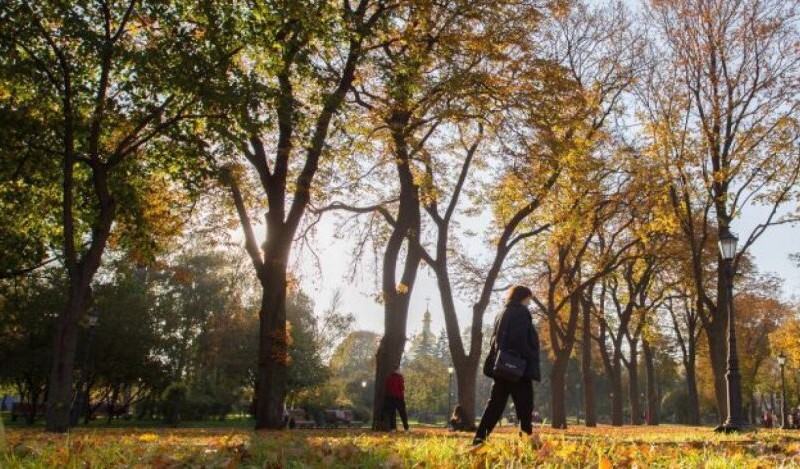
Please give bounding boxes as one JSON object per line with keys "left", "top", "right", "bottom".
{"left": 483, "top": 303, "right": 541, "bottom": 381}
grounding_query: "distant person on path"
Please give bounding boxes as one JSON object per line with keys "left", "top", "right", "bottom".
{"left": 763, "top": 411, "right": 773, "bottom": 428}
{"left": 473, "top": 285, "right": 540, "bottom": 446}
{"left": 385, "top": 368, "right": 409, "bottom": 432}
{"left": 449, "top": 404, "right": 472, "bottom": 431}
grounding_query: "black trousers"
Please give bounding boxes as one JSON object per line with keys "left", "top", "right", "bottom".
{"left": 474, "top": 378, "right": 533, "bottom": 440}
{"left": 385, "top": 396, "right": 409, "bottom": 430}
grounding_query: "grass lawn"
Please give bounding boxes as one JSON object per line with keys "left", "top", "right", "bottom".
{"left": 3, "top": 423, "right": 800, "bottom": 468}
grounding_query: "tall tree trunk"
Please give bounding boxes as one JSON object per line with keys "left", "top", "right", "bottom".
{"left": 550, "top": 353, "right": 569, "bottom": 429}
{"left": 45, "top": 283, "right": 87, "bottom": 431}
{"left": 643, "top": 338, "right": 659, "bottom": 425}
{"left": 610, "top": 354, "right": 624, "bottom": 426}
{"left": 685, "top": 358, "right": 700, "bottom": 425}
{"left": 703, "top": 258, "right": 730, "bottom": 424}
{"left": 372, "top": 300, "right": 412, "bottom": 430}
{"left": 436, "top": 270, "right": 478, "bottom": 426}
{"left": 454, "top": 360, "right": 478, "bottom": 430}
{"left": 371, "top": 111, "right": 421, "bottom": 430}
{"left": 28, "top": 387, "right": 41, "bottom": 425}
{"left": 105, "top": 386, "right": 118, "bottom": 425}
{"left": 46, "top": 256, "right": 108, "bottom": 431}
{"left": 47, "top": 160, "right": 115, "bottom": 432}
{"left": 254, "top": 252, "right": 290, "bottom": 429}
{"left": 581, "top": 299, "right": 597, "bottom": 427}
{"left": 628, "top": 342, "right": 641, "bottom": 425}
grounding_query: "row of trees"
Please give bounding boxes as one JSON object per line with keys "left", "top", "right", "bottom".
{"left": 0, "top": 246, "right": 350, "bottom": 424}
{"left": 3, "top": 249, "right": 792, "bottom": 427}
{"left": 1, "top": 0, "right": 799, "bottom": 431}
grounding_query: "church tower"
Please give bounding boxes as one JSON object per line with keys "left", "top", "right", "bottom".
{"left": 412, "top": 300, "right": 435, "bottom": 358}
{"left": 421, "top": 306, "right": 433, "bottom": 346}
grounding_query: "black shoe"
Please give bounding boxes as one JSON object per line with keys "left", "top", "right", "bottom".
{"left": 471, "top": 437, "right": 485, "bottom": 447}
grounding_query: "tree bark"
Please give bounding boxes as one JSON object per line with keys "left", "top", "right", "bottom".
{"left": 643, "top": 338, "right": 659, "bottom": 425}
{"left": 371, "top": 110, "right": 422, "bottom": 431}
{"left": 685, "top": 355, "right": 701, "bottom": 425}
{"left": 610, "top": 352, "right": 624, "bottom": 426}
{"left": 254, "top": 251, "right": 290, "bottom": 429}
{"left": 45, "top": 283, "right": 86, "bottom": 431}
{"left": 46, "top": 203, "right": 113, "bottom": 432}
{"left": 705, "top": 281, "right": 728, "bottom": 424}
{"left": 453, "top": 361, "right": 478, "bottom": 429}
{"left": 581, "top": 296, "right": 597, "bottom": 427}
{"left": 627, "top": 341, "right": 641, "bottom": 425}
{"left": 668, "top": 295, "right": 701, "bottom": 425}
{"left": 550, "top": 354, "right": 569, "bottom": 429}
{"left": 435, "top": 268, "right": 479, "bottom": 426}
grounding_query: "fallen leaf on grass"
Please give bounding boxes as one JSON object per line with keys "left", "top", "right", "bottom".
{"left": 599, "top": 452, "right": 613, "bottom": 469}
{"left": 529, "top": 433, "right": 544, "bottom": 450}
{"left": 384, "top": 453, "right": 403, "bottom": 469}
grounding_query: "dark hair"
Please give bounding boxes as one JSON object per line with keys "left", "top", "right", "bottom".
{"left": 506, "top": 285, "right": 533, "bottom": 305}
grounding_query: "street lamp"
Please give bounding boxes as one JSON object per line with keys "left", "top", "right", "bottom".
{"left": 779, "top": 352, "right": 788, "bottom": 429}
{"left": 447, "top": 367, "right": 454, "bottom": 425}
{"left": 715, "top": 229, "right": 747, "bottom": 433}
{"left": 360, "top": 380, "right": 369, "bottom": 427}
{"left": 70, "top": 307, "right": 100, "bottom": 427}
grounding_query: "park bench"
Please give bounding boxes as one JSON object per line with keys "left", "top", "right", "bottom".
{"left": 286, "top": 408, "right": 316, "bottom": 429}
{"left": 323, "top": 409, "right": 363, "bottom": 428}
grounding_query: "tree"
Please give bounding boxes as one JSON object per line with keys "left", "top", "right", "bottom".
{"left": 403, "top": 354, "right": 449, "bottom": 417}
{"left": 533, "top": 200, "right": 638, "bottom": 429}
{"left": 529, "top": 0, "right": 643, "bottom": 428}
{"left": 642, "top": 0, "right": 800, "bottom": 420}
{"left": 330, "top": 331, "right": 380, "bottom": 379}
{"left": 214, "top": 0, "right": 391, "bottom": 429}
{"left": 329, "top": 330, "right": 379, "bottom": 418}
{"left": 0, "top": 271, "right": 62, "bottom": 423}
{"left": 311, "top": 290, "right": 356, "bottom": 363}
{"left": 285, "top": 292, "right": 330, "bottom": 400}
{"left": 155, "top": 252, "right": 243, "bottom": 381}
{"left": 0, "top": 0, "right": 230, "bottom": 432}
{"left": 85, "top": 264, "right": 169, "bottom": 423}
{"left": 594, "top": 253, "right": 658, "bottom": 426}
{"left": 664, "top": 287, "right": 703, "bottom": 425}
{"left": 312, "top": 0, "right": 499, "bottom": 428}
{"left": 732, "top": 274, "right": 791, "bottom": 421}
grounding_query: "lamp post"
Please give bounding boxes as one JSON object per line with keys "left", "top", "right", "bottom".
{"left": 361, "top": 380, "right": 369, "bottom": 427}
{"left": 70, "top": 307, "right": 100, "bottom": 427}
{"left": 715, "top": 229, "right": 747, "bottom": 433}
{"left": 779, "top": 352, "right": 788, "bottom": 429}
{"left": 447, "top": 367, "right": 454, "bottom": 424}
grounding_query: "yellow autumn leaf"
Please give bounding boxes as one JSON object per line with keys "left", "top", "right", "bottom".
{"left": 599, "top": 453, "right": 613, "bottom": 469}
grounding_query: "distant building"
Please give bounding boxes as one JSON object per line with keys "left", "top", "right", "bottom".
{"left": 410, "top": 304, "right": 436, "bottom": 359}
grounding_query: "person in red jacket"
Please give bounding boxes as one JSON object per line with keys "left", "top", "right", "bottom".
{"left": 384, "top": 368, "right": 409, "bottom": 432}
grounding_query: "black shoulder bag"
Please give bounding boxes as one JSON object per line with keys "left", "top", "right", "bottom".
{"left": 483, "top": 309, "right": 527, "bottom": 382}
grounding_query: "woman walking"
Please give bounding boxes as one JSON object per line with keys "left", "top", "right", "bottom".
{"left": 472, "top": 285, "right": 540, "bottom": 446}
